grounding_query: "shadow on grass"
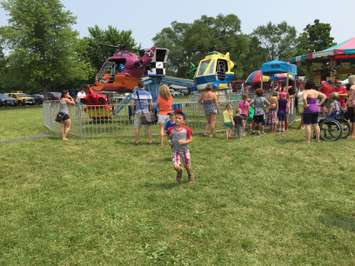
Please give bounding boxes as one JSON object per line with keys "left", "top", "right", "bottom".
{"left": 275, "top": 138, "right": 305, "bottom": 144}
{"left": 0, "top": 132, "right": 49, "bottom": 144}
{"left": 320, "top": 213, "right": 355, "bottom": 232}
{"left": 144, "top": 181, "right": 180, "bottom": 190}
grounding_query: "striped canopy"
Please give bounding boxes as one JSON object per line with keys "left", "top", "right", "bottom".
{"left": 245, "top": 70, "right": 270, "bottom": 84}
{"left": 291, "top": 37, "right": 355, "bottom": 63}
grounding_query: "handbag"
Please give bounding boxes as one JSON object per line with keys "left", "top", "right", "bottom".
{"left": 136, "top": 91, "right": 156, "bottom": 125}
{"left": 55, "top": 112, "right": 65, "bottom": 123}
{"left": 141, "top": 112, "right": 157, "bottom": 125}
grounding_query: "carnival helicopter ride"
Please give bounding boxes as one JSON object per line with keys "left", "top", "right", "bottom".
{"left": 82, "top": 45, "right": 235, "bottom": 119}
{"left": 194, "top": 51, "right": 235, "bottom": 91}
{"left": 82, "top": 45, "right": 169, "bottom": 119}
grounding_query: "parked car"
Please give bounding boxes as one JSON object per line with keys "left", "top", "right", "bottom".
{"left": 31, "top": 94, "right": 44, "bottom": 104}
{"left": 8, "top": 92, "right": 35, "bottom": 105}
{"left": 181, "top": 88, "right": 190, "bottom": 95}
{"left": 44, "top": 92, "right": 61, "bottom": 101}
{"left": 171, "top": 90, "right": 183, "bottom": 97}
{"left": 0, "top": 93, "right": 17, "bottom": 106}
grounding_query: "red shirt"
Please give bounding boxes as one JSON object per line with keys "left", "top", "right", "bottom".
{"left": 239, "top": 100, "right": 250, "bottom": 116}
{"left": 320, "top": 82, "right": 334, "bottom": 98}
{"left": 334, "top": 86, "right": 347, "bottom": 108}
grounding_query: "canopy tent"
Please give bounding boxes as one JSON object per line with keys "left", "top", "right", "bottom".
{"left": 259, "top": 60, "right": 297, "bottom": 89}
{"left": 245, "top": 70, "right": 295, "bottom": 84}
{"left": 291, "top": 37, "right": 355, "bottom": 63}
{"left": 261, "top": 60, "right": 298, "bottom": 75}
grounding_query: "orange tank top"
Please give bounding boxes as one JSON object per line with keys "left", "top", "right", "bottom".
{"left": 157, "top": 96, "right": 173, "bottom": 115}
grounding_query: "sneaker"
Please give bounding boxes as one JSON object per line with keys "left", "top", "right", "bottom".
{"left": 188, "top": 174, "right": 194, "bottom": 184}
{"left": 176, "top": 169, "right": 183, "bottom": 183}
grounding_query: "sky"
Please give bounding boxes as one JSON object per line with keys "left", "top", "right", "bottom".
{"left": 0, "top": 0, "right": 354, "bottom": 48}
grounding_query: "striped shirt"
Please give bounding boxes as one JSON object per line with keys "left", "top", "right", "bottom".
{"left": 132, "top": 89, "right": 152, "bottom": 114}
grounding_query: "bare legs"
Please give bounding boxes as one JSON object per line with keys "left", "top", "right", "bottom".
{"left": 210, "top": 114, "right": 217, "bottom": 136}
{"left": 203, "top": 114, "right": 217, "bottom": 137}
{"left": 174, "top": 163, "right": 193, "bottom": 184}
{"left": 305, "top": 125, "right": 311, "bottom": 144}
{"left": 147, "top": 126, "right": 152, "bottom": 144}
{"left": 134, "top": 127, "right": 140, "bottom": 144}
{"left": 134, "top": 126, "right": 152, "bottom": 144}
{"left": 271, "top": 122, "right": 277, "bottom": 133}
{"left": 62, "top": 119, "right": 71, "bottom": 140}
{"left": 314, "top": 124, "right": 320, "bottom": 142}
{"left": 278, "top": 121, "right": 285, "bottom": 132}
{"left": 203, "top": 122, "right": 210, "bottom": 136}
{"left": 242, "top": 119, "right": 247, "bottom": 135}
{"left": 225, "top": 128, "right": 233, "bottom": 140}
{"left": 305, "top": 123, "right": 320, "bottom": 144}
{"left": 159, "top": 123, "right": 165, "bottom": 145}
{"left": 204, "top": 114, "right": 217, "bottom": 137}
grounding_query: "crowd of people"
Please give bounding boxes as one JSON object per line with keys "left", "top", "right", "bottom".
{"left": 55, "top": 75, "right": 355, "bottom": 183}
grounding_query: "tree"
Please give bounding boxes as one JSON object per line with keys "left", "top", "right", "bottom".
{"left": 153, "top": 21, "right": 191, "bottom": 77}
{"left": 153, "top": 14, "right": 263, "bottom": 79}
{"left": 0, "top": 45, "right": 7, "bottom": 91}
{"left": 0, "top": 0, "right": 91, "bottom": 92}
{"left": 81, "top": 25, "right": 137, "bottom": 75}
{"left": 252, "top": 21, "right": 297, "bottom": 60}
{"left": 296, "top": 19, "right": 334, "bottom": 54}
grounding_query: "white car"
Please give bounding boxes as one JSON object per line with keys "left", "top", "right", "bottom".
{"left": 171, "top": 90, "right": 183, "bottom": 97}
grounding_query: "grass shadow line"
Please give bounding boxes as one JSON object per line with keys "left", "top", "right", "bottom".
{"left": 319, "top": 213, "right": 355, "bottom": 232}
{"left": 144, "top": 181, "right": 180, "bottom": 190}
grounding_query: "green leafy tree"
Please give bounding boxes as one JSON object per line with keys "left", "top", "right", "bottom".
{"left": 252, "top": 21, "right": 297, "bottom": 60}
{"left": 240, "top": 36, "right": 268, "bottom": 77}
{"left": 296, "top": 19, "right": 334, "bottom": 54}
{"left": 0, "top": 45, "right": 7, "bottom": 91}
{"left": 0, "top": 0, "right": 91, "bottom": 92}
{"left": 153, "top": 21, "right": 191, "bottom": 77}
{"left": 153, "top": 14, "right": 264, "bottom": 79}
{"left": 81, "top": 25, "right": 137, "bottom": 75}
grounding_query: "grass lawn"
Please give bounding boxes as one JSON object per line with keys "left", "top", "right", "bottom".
{"left": 0, "top": 107, "right": 354, "bottom": 265}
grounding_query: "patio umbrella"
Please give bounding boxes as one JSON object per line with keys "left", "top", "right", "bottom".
{"left": 245, "top": 70, "right": 270, "bottom": 84}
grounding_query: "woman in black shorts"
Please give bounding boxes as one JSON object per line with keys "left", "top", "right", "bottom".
{"left": 302, "top": 81, "right": 326, "bottom": 144}
{"left": 56, "top": 90, "right": 75, "bottom": 141}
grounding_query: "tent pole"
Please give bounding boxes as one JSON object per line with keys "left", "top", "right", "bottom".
{"left": 286, "top": 74, "right": 289, "bottom": 88}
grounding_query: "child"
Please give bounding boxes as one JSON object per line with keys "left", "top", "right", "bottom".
{"left": 250, "top": 88, "right": 269, "bottom": 135}
{"left": 223, "top": 104, "right": 234, "bottom": 140}
{"left": 269, "top": 92, "right": 278, "bottom": 133}
{"left": 277, "top": 92, "right": 288, "bottom": 132}
{"left": 167, "top": 110, "right": 193, "bottom": 184}
{"left": 247, "top": 105, "right": 255, "bottom": 133}
{"left": 239, "top": 94, "right": 250, "bottom": 135}
{"left": 233, "top": 108, "right": 243, "bottom": 138}
{"left": 164, "top": 112, "right": 176, "bottom": 147}
{"left": 328, "top": 93, "right": 341, "bottom": 119}
{"left": 164, "top": 112, "right": 176, "bottom": 134}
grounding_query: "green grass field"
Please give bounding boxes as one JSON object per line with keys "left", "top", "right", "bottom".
{"left": 0, "top": 107, "right": 354, "bottom": 265}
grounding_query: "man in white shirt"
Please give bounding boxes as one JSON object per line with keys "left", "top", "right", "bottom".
{"left": 76, "top": 88, "right": 87, "bottom": 104}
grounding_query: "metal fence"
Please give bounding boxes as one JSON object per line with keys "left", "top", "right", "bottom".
{"left": 43, "top": 97, "right": 297, "bottom": 138}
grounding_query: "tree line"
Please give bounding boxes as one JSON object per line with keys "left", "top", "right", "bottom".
{"left": 0, "top": 0, "right": 334, "bottom": 93}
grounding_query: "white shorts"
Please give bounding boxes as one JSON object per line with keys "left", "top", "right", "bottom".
{"left": 158, "top": 114, "right": 169, "bottom": 124}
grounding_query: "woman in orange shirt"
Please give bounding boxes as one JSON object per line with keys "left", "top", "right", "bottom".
{"left": 157, "top": 84, "right": 174, "bottom": 145}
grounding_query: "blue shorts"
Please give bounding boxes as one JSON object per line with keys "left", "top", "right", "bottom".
{"left": 277, "top": 112, "right": 286, "bottom": 121}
